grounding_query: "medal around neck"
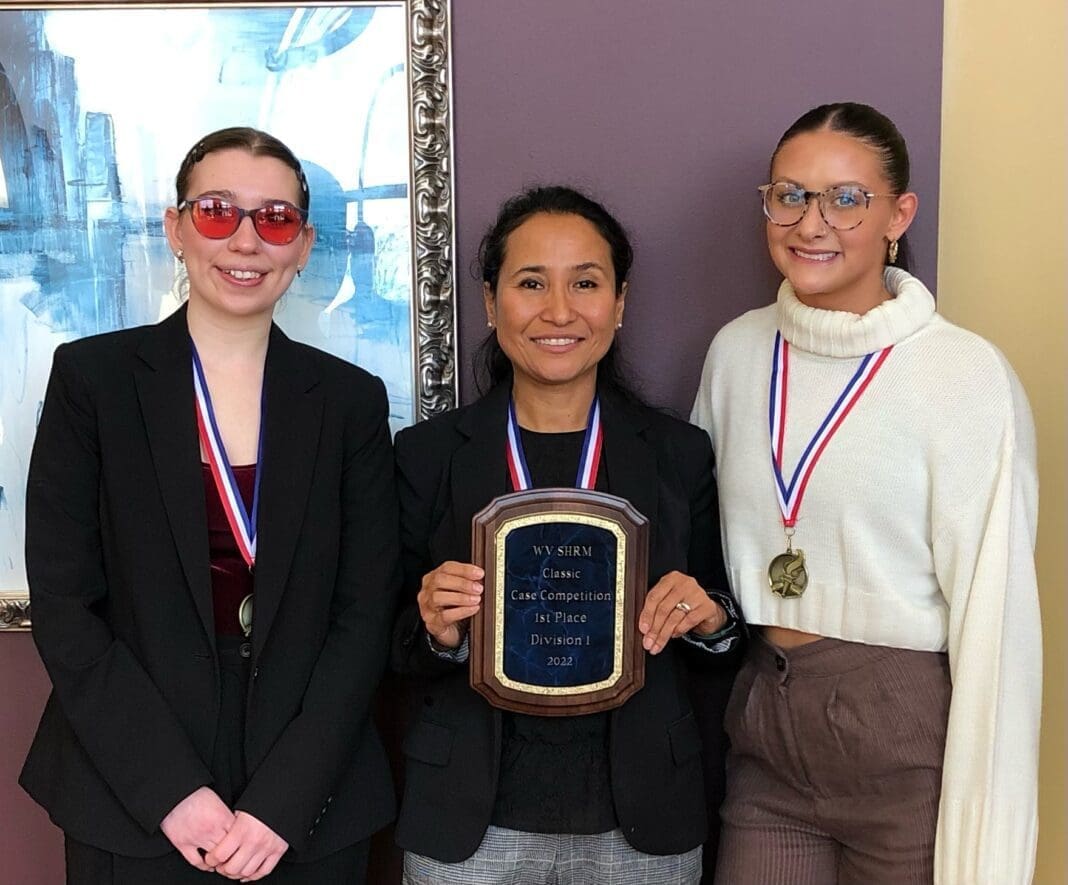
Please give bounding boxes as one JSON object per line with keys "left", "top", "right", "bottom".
{"left": 470, "top": 488, "right": 648, "bottom": 716}
{"left": 767, "top": 331, "right": 891, "bottom": 600}
{"left": 768, "top": 548, "right": 808, "bottom": 599}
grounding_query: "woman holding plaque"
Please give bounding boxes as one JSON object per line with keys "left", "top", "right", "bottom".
{"left": 392, "top": 186, "right": 742, "bottom": 883}
{"left": 21, "top": 127, "right": 399, "bottom": 883}
{"left": 691, "top": 102, "right": 1041, "bottom": 884}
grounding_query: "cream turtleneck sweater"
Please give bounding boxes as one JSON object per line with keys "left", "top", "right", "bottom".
{"left": 691, "top": 268, "right": 1040, "bottom": 885}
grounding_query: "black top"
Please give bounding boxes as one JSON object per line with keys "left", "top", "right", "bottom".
{"left": 490, "top": 427, "right": 616, "bottom": 833}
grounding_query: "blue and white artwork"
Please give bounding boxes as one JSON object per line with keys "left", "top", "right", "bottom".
{"left": 0, "top": 4, "right": 413, "bottom": 593}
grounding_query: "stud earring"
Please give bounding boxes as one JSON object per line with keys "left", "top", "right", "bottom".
{"left": 887, "top": 240, "right": 899, "bottom": 264}
{"left": 296, "top": 266, "right": 303, "bottom": 278}
{"left": 487, "top": 321, "right": 494, "bottom": 329}
{"left": 616, "top": 322, "right": 623, "bottom": 329}
{"left": 175, "top": 249, "right": 184, "bottom": 262}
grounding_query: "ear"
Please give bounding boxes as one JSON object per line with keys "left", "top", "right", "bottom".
{"left": 886, "top": 191, "right": 918, "bottom": 243}
{"left": 163, "top": 206, "right": 184, "bottom": 256}
{"left": 615, "top": 281, "right": 627, "bottom": 327}
{"left": 483, "top": 282, "right": 496, "bottom": 326}
{"left": 298, "top": 223, "right": 317, "bottom": 269}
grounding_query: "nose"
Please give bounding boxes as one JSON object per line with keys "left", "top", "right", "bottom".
{"left": 228, "top": 214, "right": 261, "bottom": 251}
{"left": 795, "top": 195, "right": 829, "bottom": 237}
{"left": 541, "top": 283, "right": 574, "bottom": 325}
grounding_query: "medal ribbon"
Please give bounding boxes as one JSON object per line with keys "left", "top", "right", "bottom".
{"left": 768, "top": 331, "right": 891, "bottom": 528}
{"left": 506, "top": 396, "right": 602, "bottom": 491}
{"left": 192, "top": 342, "right": 264, "bottom": 569}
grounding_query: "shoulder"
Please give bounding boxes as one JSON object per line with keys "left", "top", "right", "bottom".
{"left": 53, "top": 324, "right": 154, "bottom": 370}
{"left": 284, "top": 337, "right": 386, "bottom": 397}
{"left": 615, "top": 400, "right": 712, "bottom": 473}
{"left": 706, "top": 303, "right": 777, "bottom": 359}
{"left": 904, "top": 314, "right": 1031, "bottom": 421}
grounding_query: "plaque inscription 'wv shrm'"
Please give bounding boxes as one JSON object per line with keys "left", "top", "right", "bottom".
{"left": 470, "top": 489, "right": 648, "bottom": 716}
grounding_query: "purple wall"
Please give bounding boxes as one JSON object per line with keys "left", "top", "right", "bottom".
{"left": 1, "top": 2, "right": 942, "bottom": 881}
{"left": 452, "top": 0, "right": 943, "bottom": 411}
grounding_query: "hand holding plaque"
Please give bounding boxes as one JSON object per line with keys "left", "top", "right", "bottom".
{"left": 470, "top": 489, "right": 648, "bottom": 716}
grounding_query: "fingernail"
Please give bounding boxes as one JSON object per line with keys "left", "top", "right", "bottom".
{"left": 642, "top": 635, "right": 653, "bottom": 650}
{"left": 639, "top": 621, "right": 649, "bottom": 633}
{"left": 473, "top": 583, "right": 483, "bottom": 593}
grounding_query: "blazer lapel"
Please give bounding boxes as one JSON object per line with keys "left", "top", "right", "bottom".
{"left": 134, "top": 305, "right": 215, "bottom": 642}
{"left": 441, "top": 384, "right": 511, "bottom": 563}
{"left": 249, "top": 326, "right": 323, "bottom": 657}
{"left": 600, "top": 391, "right": 659, "bottom": 561}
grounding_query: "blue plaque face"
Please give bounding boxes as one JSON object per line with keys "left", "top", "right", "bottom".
{"left": 495, "top": 517, "right": 622, "bottom": 692}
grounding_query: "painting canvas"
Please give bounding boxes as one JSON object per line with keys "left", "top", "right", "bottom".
{"left": 0, "top": 0, "right": 455, "bottom": 619}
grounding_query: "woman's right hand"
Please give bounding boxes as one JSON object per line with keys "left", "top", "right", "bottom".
{"left": 160, "top": 786, "right": 234, "bottom": 870}
{"left": 418, "top": 561, "right": 484, "bottom": 650}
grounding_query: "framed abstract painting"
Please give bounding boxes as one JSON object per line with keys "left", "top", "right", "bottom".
{"left": 0, "top": 0, "right": 456, "bottom": 628}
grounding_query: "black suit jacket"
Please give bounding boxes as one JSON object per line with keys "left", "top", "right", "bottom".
{"left": 390, "top": 383, "right": 738, "bottom": 862}
{"left": 20, "top": 306, "right": 400, "bottom": 861}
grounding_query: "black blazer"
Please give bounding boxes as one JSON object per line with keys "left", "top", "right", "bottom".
{"left": 391, "top": 383, "right": 738, "bottom": 863}
{"left": 20, "top": 306, "right": 400, "bottom": 861}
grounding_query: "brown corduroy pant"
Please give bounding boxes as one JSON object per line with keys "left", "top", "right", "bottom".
{"left": 714, "top": 635, "right": 950, "bottom": 885}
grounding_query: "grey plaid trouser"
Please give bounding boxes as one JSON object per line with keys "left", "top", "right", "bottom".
{"left": 403, "top": 826, "right": 702, "bottom": 885}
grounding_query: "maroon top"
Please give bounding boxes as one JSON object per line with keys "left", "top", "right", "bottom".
{"left": 203, "top": 463, "right": 255, "bottom": 637}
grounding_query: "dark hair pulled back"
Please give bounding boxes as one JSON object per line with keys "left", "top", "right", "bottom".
{"left": 772, "top": 102, "right": 913, "bottom": 272}
{"left": 175, "top": 126, "right": 310, "bottom": 211}
{"left": 474, "top": 186, "right": 644, "bottom": 405}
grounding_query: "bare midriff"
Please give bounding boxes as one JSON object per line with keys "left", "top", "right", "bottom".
{"left": 762, "top": 625, "right": 824, "bottom": 648}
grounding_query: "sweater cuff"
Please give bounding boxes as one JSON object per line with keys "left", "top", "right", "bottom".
{"left": 935, "top": 795, "right": 1037, "bottom": 885}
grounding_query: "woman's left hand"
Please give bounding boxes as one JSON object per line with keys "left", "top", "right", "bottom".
{"left": 638, "top": 571, "right": 726, "bottom": 655}
{"left": 204, "top": 811, "right": 289, "bottom": 881}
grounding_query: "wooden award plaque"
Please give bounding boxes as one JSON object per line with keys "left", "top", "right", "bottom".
{"left": 470, "top": 489, "right": 648, "bottom": 716}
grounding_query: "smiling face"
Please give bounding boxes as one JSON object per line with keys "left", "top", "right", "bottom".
{"left": 164, "top": 148, "right": 315, "bottom": 323}
{"left": 767, "top": 128, "right": 916, "bottom": 313}
{"left": 485, "top": 211, "right": 625, "bottom": 402}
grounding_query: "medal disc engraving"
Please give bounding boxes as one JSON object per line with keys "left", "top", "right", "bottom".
{"left": 768, "top": 550, "right": 808, "bottom": 599}
{"left": 238, "top": 594, "right": 254, "bottom": 638}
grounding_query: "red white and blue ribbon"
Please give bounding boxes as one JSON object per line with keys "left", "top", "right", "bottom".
{"left": 506, "top": 396, "right": 603, "bottom": 492}
{"left": 192, "top": 343, "right": 264, "bottom": 569}
{"left": 768, "top": 331, "right": 891, "bottom": 528}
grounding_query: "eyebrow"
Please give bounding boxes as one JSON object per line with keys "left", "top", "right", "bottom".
{"left": 772, "top": 179, "right": 870, "bottom": 190}
{"left": 511, "top": 262, "right": 607, "bottom": 275}
{"left": 189, "top": 190, "right": 299, "bottom": 206}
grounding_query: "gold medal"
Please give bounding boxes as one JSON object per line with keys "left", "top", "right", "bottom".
{"left": 768, "top": 549, "right": 808, "bottom": 598}
{"left": 238, "top": 594, "right": 254, "bottom": 638}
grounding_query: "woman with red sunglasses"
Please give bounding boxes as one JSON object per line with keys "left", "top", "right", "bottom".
{"left": 21, "top": 127, "right": 401, "bottom": 883}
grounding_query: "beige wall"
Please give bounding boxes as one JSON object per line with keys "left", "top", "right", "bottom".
{"left": 939, "top": 1, "right": 1067, "bottom": 882}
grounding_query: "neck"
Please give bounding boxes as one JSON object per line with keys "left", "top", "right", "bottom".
{"left": 794, "top": 270, "right": 892, "bottom": 315}
{"left": 511, "top": 373, "right": 597, "bottom": 432}
{"left": 186, "top": 297, "right": 271, "bottom": 364}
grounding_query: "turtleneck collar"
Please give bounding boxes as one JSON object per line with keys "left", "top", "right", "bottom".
{"left": 775, "top": 267, "right": 936, "bottom": 358}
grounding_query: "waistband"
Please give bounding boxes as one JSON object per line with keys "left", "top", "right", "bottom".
{"left": 749, "top": 633, "right": 946, "bottom": 678}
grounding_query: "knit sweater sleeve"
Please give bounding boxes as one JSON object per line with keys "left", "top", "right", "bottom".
{"left": 932, "top": 354, "right": 1040, "bottom": 885}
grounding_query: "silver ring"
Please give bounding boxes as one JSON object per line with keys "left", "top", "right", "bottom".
{"left": 674, "top": 601, "right": 692, "bottom": 614}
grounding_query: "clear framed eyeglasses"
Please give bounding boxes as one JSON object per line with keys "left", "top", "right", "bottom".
{"left": 758, "top": 182, "right": 896, "bottom": 231}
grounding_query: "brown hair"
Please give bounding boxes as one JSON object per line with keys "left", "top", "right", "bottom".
{"left": 175, "top": 126, "right": 310, "bottom": 211}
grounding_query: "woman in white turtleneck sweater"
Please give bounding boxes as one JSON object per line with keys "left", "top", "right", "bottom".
{"left": 692, "top": 103, "right": 1040, "bottom": 885}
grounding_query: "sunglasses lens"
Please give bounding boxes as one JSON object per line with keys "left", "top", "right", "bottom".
{"left": 253, "top": 204, "right": 305, "bottom": 245}
{"left": 189, "top": 198, "right": 241, "bottom": 239}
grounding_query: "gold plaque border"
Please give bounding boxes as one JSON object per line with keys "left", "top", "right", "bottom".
{"left": 492, "top": 512, "right": 626, "bottom": 696}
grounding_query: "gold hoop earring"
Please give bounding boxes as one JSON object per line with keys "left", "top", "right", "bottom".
{"left": 887, "top": 240, "right": 899, "bottom": 264}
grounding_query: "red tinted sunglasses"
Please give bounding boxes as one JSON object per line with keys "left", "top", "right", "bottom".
{"left": 178, "top": 195, "right": 308, "bottom": 246}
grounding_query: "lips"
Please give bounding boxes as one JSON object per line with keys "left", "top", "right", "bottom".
{"left": 790, "top": 247, "right": 838, "bottom": 262}
{"left": 534, "top": 337, "right": 581, "bottom": 346}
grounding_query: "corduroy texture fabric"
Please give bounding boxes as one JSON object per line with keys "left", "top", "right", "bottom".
{"left": 714, "top": 635, "right": 949, "bottom": 885}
